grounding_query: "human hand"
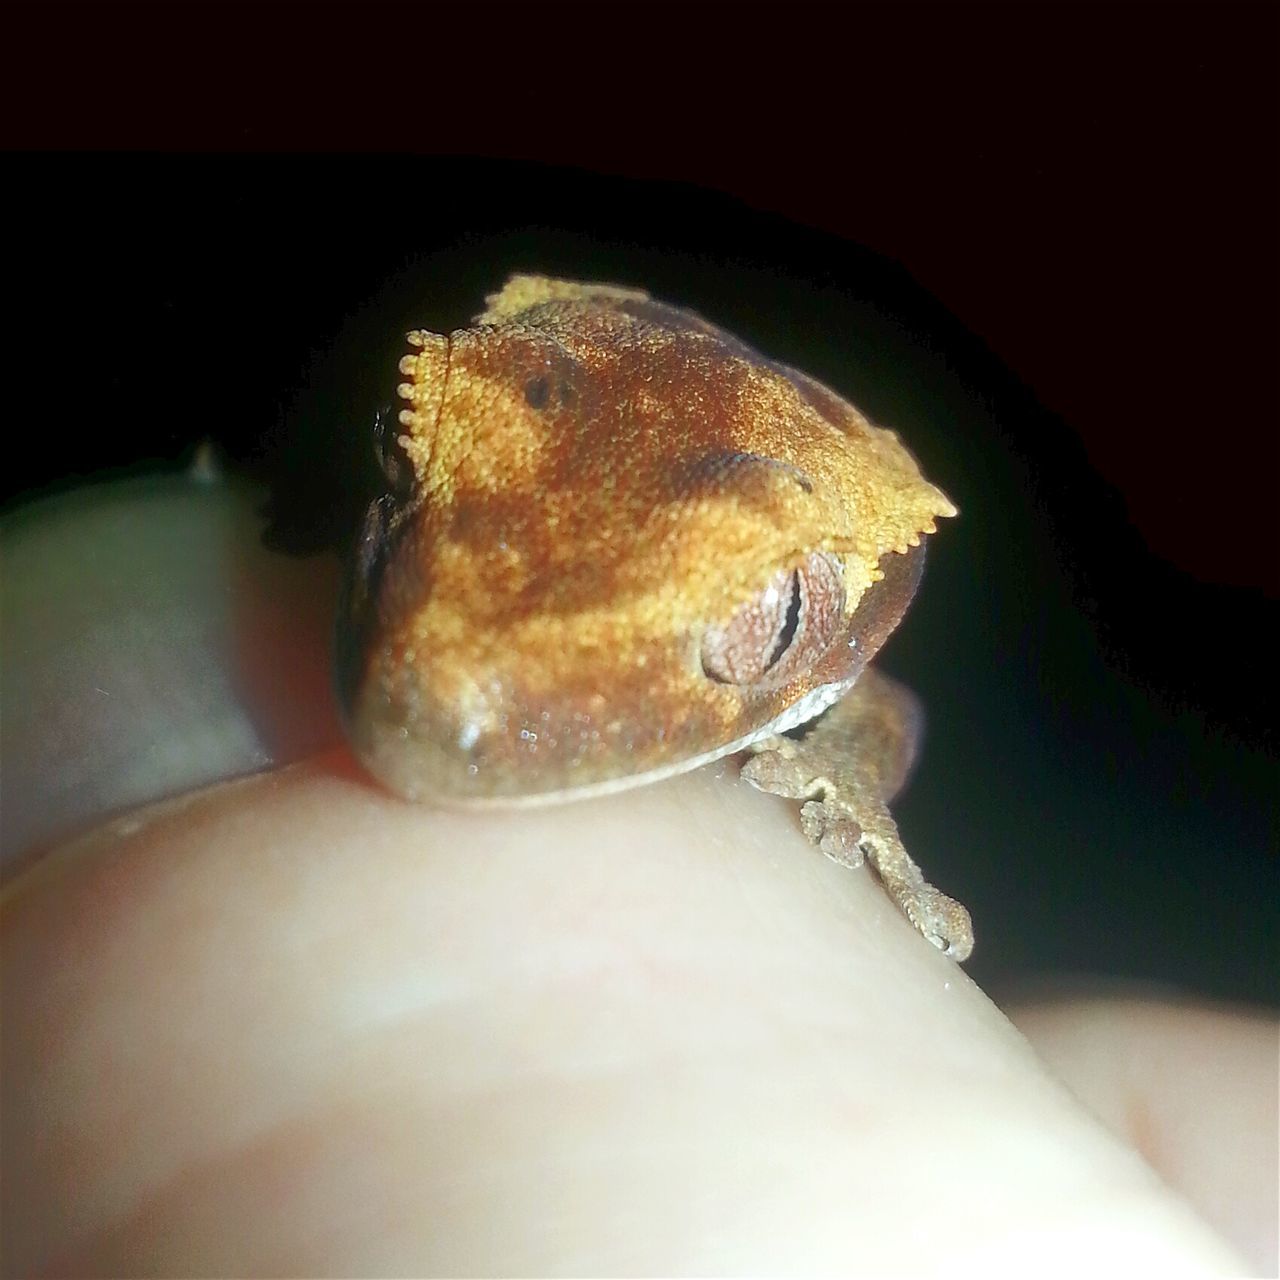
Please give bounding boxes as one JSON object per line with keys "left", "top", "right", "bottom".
{"left": 2, "top": 477, "right": 1271, "bottom": 1276}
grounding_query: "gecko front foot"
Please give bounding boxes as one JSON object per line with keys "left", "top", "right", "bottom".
{"left": 901, "top": 884, "right": 974, "bottom": 961}
{"left": 741, "top": 670, "right": 974, "bottom": 962}
{"left": 798, "top": 799, "right": 865, "bottom": 868}
{"left": 747, "top": 754, "right": 974, "bottom": 961}
{"left": 853, "top": 820, "right": 974, "bottom": 961}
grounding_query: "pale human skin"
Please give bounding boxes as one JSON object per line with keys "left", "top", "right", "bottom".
{"left": 2, "top": 479, "right": 1275, "bottom": 1276}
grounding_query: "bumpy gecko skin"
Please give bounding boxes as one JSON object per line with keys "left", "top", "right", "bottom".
{"left": 338, "top": 275, "right": 973, "bottom": 959}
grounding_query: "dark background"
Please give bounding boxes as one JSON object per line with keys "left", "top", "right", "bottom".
{"left": 7, "top": 2, "right": 1277, "bottom": 1003}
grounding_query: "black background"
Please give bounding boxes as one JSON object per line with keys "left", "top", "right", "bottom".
{"left": 7, "top": 2, "right": 1277, "bottom": 1004}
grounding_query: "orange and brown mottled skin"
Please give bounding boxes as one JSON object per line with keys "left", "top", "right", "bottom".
{"left": 338, "top": 275, "right": 955, "bottom": 805}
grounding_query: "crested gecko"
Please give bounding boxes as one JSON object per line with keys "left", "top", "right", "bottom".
{"left": 337, "top": 275, "right": 974, "bottom": 960}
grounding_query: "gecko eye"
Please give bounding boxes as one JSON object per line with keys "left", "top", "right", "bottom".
{"left": 701, "top": 551, "right": 845, "bottom": 688}
{"left": 373, "top": 404, "right": 414, "bottom": 500}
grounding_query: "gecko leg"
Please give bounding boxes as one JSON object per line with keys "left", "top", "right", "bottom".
{"left": 741, "top": 668, "right": 974, "bottom": 961}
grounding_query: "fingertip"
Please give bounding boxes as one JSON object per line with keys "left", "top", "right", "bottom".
{"left": 1, "top": 474, "right": 343, "bottom": 871}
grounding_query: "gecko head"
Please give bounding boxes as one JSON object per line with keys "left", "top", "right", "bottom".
{"left": 335, "top": 276, "right": 952, "bottom": 805}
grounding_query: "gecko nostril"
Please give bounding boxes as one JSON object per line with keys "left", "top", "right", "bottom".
{"left": 523, "top": 376, "right": 551, "bottom": 409}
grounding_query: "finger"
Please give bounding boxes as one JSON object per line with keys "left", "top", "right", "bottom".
{"left": 3, "top": 760, "right": 1246, "bottom": 1275}
{"left": 1010, "top": 996, "right": 1279, "bottom": 1275}
{"left": 0, "top": 470, "right": 342, "bottom": 871}
{"left": 2, "top": 479, "right": 1246, "bottom": 1274}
